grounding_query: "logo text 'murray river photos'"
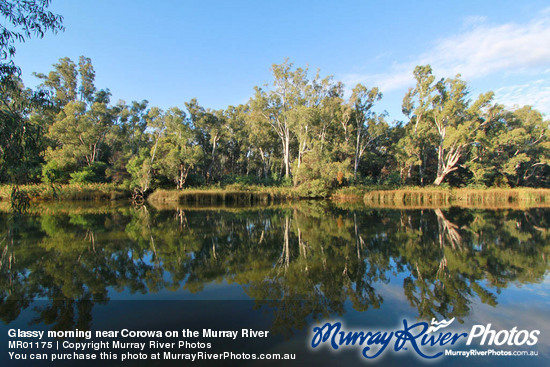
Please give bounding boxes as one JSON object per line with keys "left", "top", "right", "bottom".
{"left": 310, "top": 318, "right": 540, "bottom": 359}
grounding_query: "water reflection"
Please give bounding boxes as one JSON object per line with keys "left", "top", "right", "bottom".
{"left": 1, "top": 203, "right": 549, "bottom": 334}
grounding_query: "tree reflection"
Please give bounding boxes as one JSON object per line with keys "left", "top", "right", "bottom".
{"left": 1, "top": 203, "right": 548, "bottom": 335}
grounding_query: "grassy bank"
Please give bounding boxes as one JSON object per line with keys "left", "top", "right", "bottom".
{"left": 3, "top": 183, "right": 550, "bottom": 209}
{"left": 0, "top": 183, "right": 130, "bottom": 202}
{"left": 148, "top": 185, "right": 298, "bottom": 205}
{"left": 362, "top": 187, "right": 550, "bottom": 208}
{"left": 149, "top": 186, "right": 550, "bottom": 209}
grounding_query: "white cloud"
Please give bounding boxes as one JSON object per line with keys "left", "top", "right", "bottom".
{"left": 343, "top": 10, "right": 550, "bottom": 114}
{"left": 431, "top": 17, "right": 550, "bottom": 79}
{"left": 494, "top": 79, "right": 550, "bottom": 115}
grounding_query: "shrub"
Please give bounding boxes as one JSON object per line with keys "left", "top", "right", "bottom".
{"left": 185, "top": 173, "right": 206, "bottom": 187}
{"left": 293, "top": 153, "right": 353, "bottom": 189}
{"left": 295, "top": 179, "right": 329, "bottom": 198}
{"left": 380, "top": 172, "right": 402, "bottom": 187}
{"left": 42, "top": 160, "right": 71, "bottom": 183}
{"left": 69, "top": 162, "right": 108, "bottom": 184}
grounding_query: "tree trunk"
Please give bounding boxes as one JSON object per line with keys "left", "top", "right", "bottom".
{"left": 354, "top": 124, "right": 361, "bottom": 180}
{"left": 419, "top": 149, "right": 428, "bottom": 186}
{"left": 177, "top": 164, "right": 189, "bottom": 190}
{"left": 283, "top": 130, "right": 291, "bottom": 178}
{"left": 206, "top": 138, "right": 218, "bottom": 184}
{"left": 433, "top": 145, "right": 461, "bottom": 186}
{"left": 433, "top": 174, "right": 446, "bottom": 186}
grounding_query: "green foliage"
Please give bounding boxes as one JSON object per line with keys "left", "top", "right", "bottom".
{"left": 0, "top": 75, "right": 50, "bottom": 184}
{"left": 0, "top": 182, "right": 129, "bottom": 202}
{"left": 126, "top": 148, "right": 152, "bottom": 192}
{"left": 185, "top": 173, "right": 206, "bottom": 187}
{"left": 281, "top": 175, "right": 293, "bottom": 187}
{"left": 154, "top": 107, "right": 204, "bottom": 189}
{"left": 294, "top": 179, "right": 329, "bottom": 198}
{"left": 69, "top": 161, "right": 107, "bottom": 183}
{"left": 381, "top": 172, "right": 401, "bottom": 186}
{"left": 0, "top": 0, "right": 64, "bottom": 58}
{"left": 1, "top": 55, "right": 549, "bottom": 192}
{"left": 221, "top": 174, "right": 275, "bottom": 187}
{"left": 41, "top": 159, "right": 70, "bottom": 183}
{"left": 293, "top": 152, "right": 353, "bottom": 189}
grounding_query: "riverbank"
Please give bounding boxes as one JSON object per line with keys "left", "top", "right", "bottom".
{"left": 2, "top": 184, "right": 550, "bottom": 209}
{"left": 147, "top": 186, "right": 297, "bottom": 204}
{"left": 0, "top": 183, "right": 131, "bottom": 202}
{"left": 146, "top": 186, "right": 550, "bottom": 209}
{"left": 360, "top": 187, "right": 550, "bottom": 208}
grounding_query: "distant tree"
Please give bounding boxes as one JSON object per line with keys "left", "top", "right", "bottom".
{"left": 37, "top": 57, "right": 117, "bottom": 182}
{"left": 401, "top": 65, "right": 496, "bottom": 186}
{"left": 469, "top": 105, "right": 550, "bottom": 187}
{"left": 155, "top": 107, "right": 204, "bottom": 189}
{"left": 430, "top": 76, "right": 493, "bottom": 185}
{"left": 186, "top": 99, "right": 225, "bottom": 183}
{"left": 34, "top": 57, "right": 78, "bottom": 107}
{"left": 349, "top": 84, "right": 383, "bottom": 180}
{"left": 249, "top": 60, "right": 308, "bottom": 180}
{"left": 222, "top": 104, "right": 251, "bottom": 176}
{"left": 107, "top": 99, "right": 149, "bottom": 183}
{"left": 399, "top": 65, "right": 438, "bottom": 185}
{"left": 244, "top": 102, "right": 278, "bottom": 179}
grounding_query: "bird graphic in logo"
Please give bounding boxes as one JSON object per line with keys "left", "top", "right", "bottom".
{"left": 426, "top": 317, "right": 456, "bottom": 333}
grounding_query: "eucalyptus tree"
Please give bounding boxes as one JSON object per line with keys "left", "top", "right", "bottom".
{"left": 126, "top": 106, "right": 167, "bottom": 193}
{"left": 186, "top": 99, "right": 225, "bottom": 182}
{"left": 33, "top": 57, "right": 78, "bottom": 107}
{"left": 37, "top": 57, "right": 117, "bottom": 182}
{"left": 430, "top": 76, "right": 494, "bottom": 186}
{"left": 46, "top": 97, "right": 111, "bottom": 166}
{"left": 125, "top": 100, "right": 150, "bottom": 154}
{"left": 244, "top": 102, "right": 279, "bottom": 179}
{"left": 155, "top": 107, "right": 203, "bottom": 189}
{"left": 294, "top": 70, "right": 336, "bottom": 170}
{"left": 475, "top": 105, "right": 550, "bottom": 187}
{"left": 249, "top": 60, "right": 345, "bottom": 182}
{"left": 462, "top": 103, "right": 504, "bottom": 185}
{"left": 349, "top": 84, "right": 384, "bottom": 180}
{"left": 249, "top": 60, "right": 311, "bottom": 179}
{"left": 0, "top": 0, "right": 63, "bottom": 189}
{"left": 401, "top": 65, "right": 496, "bottom": 186}
{"left": 222, "top": 104, "right": 252, "bottom": 176}
{"left": 0, "top": 75, "right": 50, "bottom": 183}
{"left": 303, "top": 80, "right": 352, "bottom": 183}
{"left": 400, "top": 65, "right": 438, "bottom": 185}
{"left": 105, "top": 99, "right": 149, "bottom": 184}
{"left": 0, "top": 0, "right": 64, "bottom": 78}
{"left": 503, "top": 107, "right": 549, "bottom": 186}
{"left": 317, "top": 81, "right": 347, "bottom": 156}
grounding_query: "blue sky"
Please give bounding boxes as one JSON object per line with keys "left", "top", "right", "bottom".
{"left": 13, "top": 0, "right": 550, "bottom": 121}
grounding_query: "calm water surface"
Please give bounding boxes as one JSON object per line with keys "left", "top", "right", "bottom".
{"left": 1, "top": 202, "right": 549, "bottom": 366}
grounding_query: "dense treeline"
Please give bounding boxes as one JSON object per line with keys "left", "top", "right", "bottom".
{"left": 1, "top": 56, "right": 549, "bottom": 195}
